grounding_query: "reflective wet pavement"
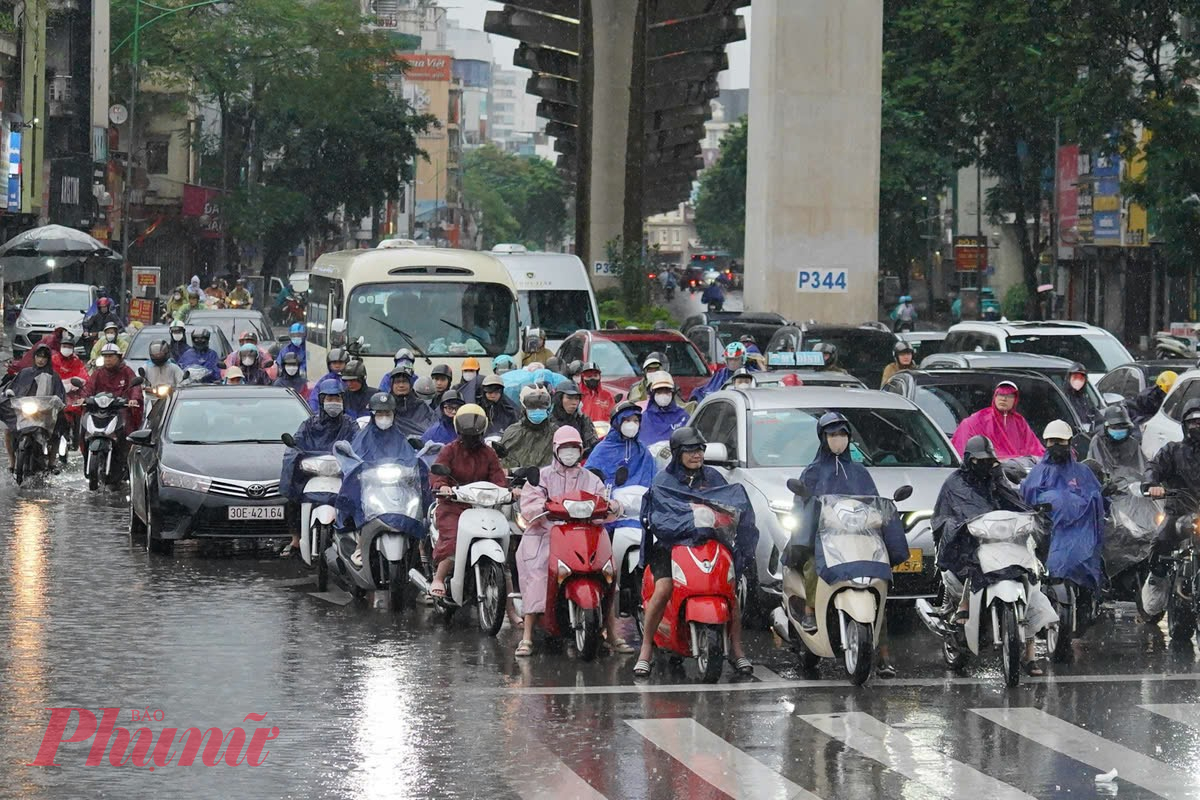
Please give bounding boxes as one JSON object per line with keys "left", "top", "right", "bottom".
{"left": 1, "top": 463, "right": 1199, "bottom": 799}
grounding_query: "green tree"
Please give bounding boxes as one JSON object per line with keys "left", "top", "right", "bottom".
{"left": 461, "top": 145, "right": 569, "bottom": 249}
{"left": 693, "top": 117, "right": 747, "bottom": 256}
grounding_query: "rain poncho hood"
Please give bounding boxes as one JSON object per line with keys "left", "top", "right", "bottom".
{"left": 950, "top": 385, "right": 1045, "bottom": 460}
{"left": 178, "top": 347, "right": 221, "bottom": 383}
{"left": 421, "top": 413, "right": 458, "bottom": 446}
{"left": 932, "top": 463, "right": 1028, "bottom": 582}
{"left": 393, "top": 392, "right": 436, "bottom": 437}
{"left": 279, "top": 411, "right": 359, "bottom": 502}
{"left": 585, "top": 405, "right": 657, "bottom": 488}
{"left": 639, "top": 459, "right": 759, "bottom": 576}
{"left": 500, "top": 368, "right": 569, "bottom": 405}
{"left": 335, "top": 423, "right": 430, "bottom": 534}
{"left": 638, "top": 396, "right": 690, "bottom": 445}
{"left": 1021, "top": 454, "right": 1106, "bottom": 591}
{"left": 498, "top": 415, "right": 559, "bottom": 469}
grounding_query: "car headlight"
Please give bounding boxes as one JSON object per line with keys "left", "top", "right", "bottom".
{"left": 15, "top": 315, "right": 28, "bottom": 328}
{"left": 770, "top": 501, "right": 800, "bottom": 533}
{"left": 160, "top": 466, "right": 212, "bottom": 493}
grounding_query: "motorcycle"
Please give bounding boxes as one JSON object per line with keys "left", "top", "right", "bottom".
{"left": 410, "top": 465, "right": 535, "bottom": 635}
{"left": 1148, "top": 488, "right": 1200, "bottom": 644}
{"left": 8, "top": 391, "right": 65, "bottom": 484}
{"left": 609, "top": 475, "right": 648, "bottom": 629}
{"left": 1101, "top": 480, "right": 1163, "bottom": 621}
{"left": 642, "top": 499, "right": 739, "bottom": 683}
{"left": 915, "top": 510, "right": 1052, "bottom": 687}
{"left": 524, "top": 489, "right": 616, "bottom": 661}
{"left": 326, "top": 440, "right": 427, "bottom": 607}
{"left": 74, "top": 376, "right": 142, "bottom": 491}
{"left": 771, "top": 483, "right": 912, "bottom": 685}
{"left": 281, "top": 432, "right": 342, "bottom": 592}
{"left": 60, "top": 383, "right": 86, "bottom": 463}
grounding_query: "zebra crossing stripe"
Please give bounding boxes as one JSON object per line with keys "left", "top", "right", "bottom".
{"left": 1140, "top": 703, "right": 1200, "bottom": 729}
{"left": 972, "top": 707, "right": 1200, "bottom": 799}
{"left": 800, "top": 712, "right": 1035, "bottom": 799}
{"left": 627, "top": 718, "right": 822, "bottom": 800}
{"left": 502, "top": 728, "right": 608, "bottom": 800}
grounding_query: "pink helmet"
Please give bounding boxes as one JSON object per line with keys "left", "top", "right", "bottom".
{"left": 553, "top": 426, "right": 583, "bottom": 450}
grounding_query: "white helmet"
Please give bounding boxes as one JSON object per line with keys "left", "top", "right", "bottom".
{"left": 1042, "top": 419, "right": 1073, "bottom": 441}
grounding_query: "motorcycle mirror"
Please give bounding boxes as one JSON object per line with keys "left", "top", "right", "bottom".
{"left": 892, "top": 485, "right": 914, "bottom": 503}
{"left": 430, "top": 463, "right": 451, "bottom": 477}
{"left": 407, "top": 435, "right": 424, "bottom": 450}
{"left": 613, "top": 393, "right": 624, "bottom": 404}
{"left": 333, "top": 441, "right": 355, "bottom": 458}
{"left": 281, "top": 432, "right": 296, "bottom": 448}
{"left": 786, "top": 478, "right": 810, "bottom": 499}
{"left": 587, "top": 467, "right": 605, "bottom": 481}
{"left": 490, "top": 441, "right": 508, "bottom": 458}
{"left": 138, "top": 367, "right": 147, "bottom": 379}
{"left": 263, "top": 359, "right": 275, "bottom": 369}
{"left": 523, "top": 467, "right": 540, "bottom": 488}
{"left": 129, "top": 376, "right": 144, "bottom": 387}
{"left": 614, "top": 465, "right": 629, "bottom": 487}
{"left": 69, "top": 377, "right": 84, "bottom": 388}
{"left": 1035, "top": 502, "right": 1053, "bottom": 514}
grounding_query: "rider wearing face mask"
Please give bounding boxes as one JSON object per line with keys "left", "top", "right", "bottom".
{"left": 90, "top": 321, "right": 128, "bottom": 361}
{"left": 1063, "top": 362, "right": 1099, "bottom": 430}
{"left": 456, "top": 357, "right": 482, "bottom": 397}
{"left": 627, "top": 352, "right": 667, "bottom": 403}
{"left": 430, "top": 403, "right": 507, "bottom": 598}
{"left": 273, "top": 352, "right": 309, "bottom": 399}
{"left": 1085, "top": 404, "right": 1144, "bottom": 480}
{"left": 693, "top": 342, "right": 753, "bottom": 403}
{"left": 235, "top": 343, "right": 272, "bottom": 386}
{"left": 278, "top": 322, "right": 307, "bottom": 373}
{"left": 585, "top": 402, "right": 657, "bottom": 488}
{"left": 498, "top": 385, "right": 559, "bottom": 469}
{"left": 51, "top": 332, "right": 88, "bottom": 387}
{"left": 167, "top": 321, "right": 189, "bottom": 362}
{"left": 551, "top": 383, "right": 599, "bottom": 453}
{"left": 421, "top": 390, "right": 465, "bottom": 446}
{"left": 638, "top": 372, "right": 689, "bottom": 446}
{"left": 307, "top": 347, "right": 350, "bottom": 412}
{"left": 279, "top": 378, "right": 358, "bottom": 557}
{"left": 178, "top": 328, "right": 222, "bottom": 383}
{"left": 514, "top": 426, "right": 617, "bottom": 657}
{"left": 578, "top": 362, "right": 615, "bottom": 422}
{"left": 951, "top": 380, "right": 1045, "bottom": 460}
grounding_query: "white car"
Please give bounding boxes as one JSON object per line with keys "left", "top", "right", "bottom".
{"left": 1140, "top": 367, "right": 1200, "bottom": 460}
{"left": 942, "top": 321, "right": 1133, "bottom": 386}
{"left": 13, "top": 283, "right": 96, "bottom": 356}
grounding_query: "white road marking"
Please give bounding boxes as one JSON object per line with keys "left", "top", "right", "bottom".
{"left": 801, "top": 712, "right": 1035, "bottom": 800}
{"left": 503, "top": 728, "right": 608, "bottom": 800}
{"left": 1140, "top": 703, "right": 1200, "bottom": 730}
{"left": 627, "top": 718, "right": 821, "bottom": 800}
{"left": 754, "top": 664, "right": 784, "bottom": 682}
{"left": 972, "top": 707, "right": 1200, "bottom": 799}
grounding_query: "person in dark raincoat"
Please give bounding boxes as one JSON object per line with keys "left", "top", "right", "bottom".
{"left": 339, "top": 359, "right": 373, "bottom": 419}
{"left": 550, "top": 383, "right": 599, "bottom": 453}
{"left": 306, "top": 347, "right": 350, "bottom": 412}
{"left": 477, "top": 374, "right": 519, "bottom": 435}
{"left": 279, "top": 377, "right": 358, "bottom": 557}
{"left": 167, "top": 321, "right": 189, "bottom": 363}
{"left": 387, "top": 365, "right": 436, "bottom": 437}
{"left": 633, "top": 427, "right": 757, "bottom": 678}
{"left": 421, "top": 390, "right": 464, "bottom": 446}
{"left": 177, "top": 328, "right": 222, "bottom": 383}
{"left": 273, "top": 352, "right": 310, "bottom": 400}
{"left": 1063, "top": 362, "right": 1100, "bottom": 430}
{"left": 338, "top": 393, "right": 431, "bottom": 567}
{"left": 1085, "top": 404, "right": 1144, "bottom": 482}
{"left": 585, "top": 402, "right": 657, "bottom": 488}
{"left": 278, "top": 322, "right": 308, "bottom": 373}
{"left": 498, "top": 385, "right": 559, "bottom": 469}
{"left": 638, "top": 372, "right": 690, "bottom": 446}
{"left": 1144, "top": 399, "right": 1200, "bottom": 577}
{"left": 377, "top": 348, "right": 416, "bottom": 394}
{"left": 1127, "top": 370, "right": 1176, "bottom": 426}
{"left": 790, "top": 411, "right": 908, "bottom": 677}
{"left": 4, "top": 343, "right": 66, "bottom": 469}
{"left": 691, "top": 341, "right": 751, "bottom": 403}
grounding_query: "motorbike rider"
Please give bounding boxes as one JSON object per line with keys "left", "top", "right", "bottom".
{"left": 235, "top": 343, "right": 273, "bottom": 386}
{"left": 634, "top": 427, "right": 757, "bottom": 677}
{"left": 692, "top": 342, "right": 752, "bottom": 403}
{"left": 791, "top": 411, "right": 909, "bottom": 677}
{"left": 627, "top": 352, "right": 667, "bottom": 403}
{"left": 163, "top": 287, "right": 187, "bottom": 322}
{"left": 144, "top": 340, "right": 185, "bottom": 388}
{"left": 813, "top": 343, "right": 847, "bottom": 374}
{"left": 515, "top": 426, "right": 625, "bottom": 657}
{"left": 5, "top": 343, "right": 67, "bottom": 470}
{"left": 1143, "top": 399, "right": 1200, "bottom": 586}
{"left": 429, "top": 364, "right": 454, "bottom": 407}
{"left": 1085, "top": 404, "right": 1145, "bottom": 480}
{"left": 278, "top": 322, "right": 307, "bottom": 373}
{"left": 206, "top": 277, "right": 226, "bottom": 305}
{"left": 639, "top": 372, "right": 690, "bottom": 446}
{"left": 700, "top": 279, "right": 725, "bottom": 311}
{"left": 890, "top": 295, "right": 917, "bottom": 332}
{"left": 167, "top": 321, "right": 189, "bottom": 362}
{"left": 227, "top": 278, "right": 253, "bottom": 308}
{"left": 478, "top": 374, "right": 518, "bottom": 434}
{"left": 387, "top": 366, "right": 436, "bottom": 436}
{"left": 224, "top": 331, "right": 270, "bottom": 371}
{"left": 492, "top": 354, "right": 517, "bottom": 376}
{"left": 457, "top": 357, "right": 481, "bottom": 392}
{"left": 90, "top": 321, "right": 128, "bottom": 361}
{"left": 51, "top": 332, "right": 88, "bottom": 386}
{"left": 724, "top": 367, "right": 756, "bottom": 390}
{"left": 579, "top": 362, "right": 615, "bottom": 422}
{"left": 429, "top": 403, "right": 508, "bottom": 598}
{"left": 179, "top": 288, "right": 204, "bottom": 320}
{"left": 1128, "top": 370, "right": 1177, "bottom": 426}
{"left": 279, "top": 377, "right": 358, "bottom": 557}
{"left": 81, "top": 343, "right": 143, "bottom": 457}
{"left": 498, "top": 385, "right": 559, "bottom": 469}
{"left": 274, "top": 352, "right": 310, "bottom": 399}
{"left": 1064, "top": 362, "right": 1100, "bottom": 429}
{"left": 421, "top": 390, "right": 465, "bottom": 446}
{"left": 881, "top": 340, "right": 916, "bottom": 384}
{"left": 950, "top": 380, "right": 1045, "bottom": 460}
{"left": 307, "top": 347, "right": 350, "bottom": 411}
{"left": 585, "top": 401, "right": 658, "bottom": 488}
{"left": 338, "top": 359, "right": 373, "bottom": 418}
{"left": 551, "top": 383, "right": 599, "bottom": 453}
{"left": 178, "top": 327, "right": 222, "bottom": 384}
{"left": 519, "top": 327, "right": 554, "bottom": 368}
{"left": 83, "top": 296, "right": 122, "bottom": 337}
{"left": 378, "top": 349, "right": 416, "bottom": 393}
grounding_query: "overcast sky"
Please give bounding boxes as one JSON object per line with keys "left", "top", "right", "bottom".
{"left": 443, "top": 1, "right": 752, "bottom": 89}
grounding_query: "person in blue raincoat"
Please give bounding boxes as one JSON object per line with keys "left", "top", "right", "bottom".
{"left": 337, "top": 392, "right": 432, "bottom": 567}
{"left": 789, "top": 411, "right": 909, "bottom": 677}
{"left": 421, "top": 389, "right": 464, "bottom": 446}
{"left": 691, "top": 341, "right": 756, "bottom": 403}
{"left": 177, "top": 328, "right": 222, "bottom": 383}
{"left": 1020, "top": 419, "right": 1106, "bottom": 595}
{"left": 278, "top": 322, "right": 307, "bottom": 373}
{"left": 638, "top": 372, "right": 690, "bottom": 446}
{"left": 307, "top": 347, "right": 350, "bottom": 412}
{"left": 633, "top": 427, "right": 757, "bottom": 678}
{"left": 586, "top": 402, "right": 658, "bottom": 488}
{"left": 279, "top": 378, "right": 358, "bottom": 558}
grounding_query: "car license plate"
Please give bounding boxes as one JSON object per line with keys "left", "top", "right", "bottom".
{"left": 228, "top": 506, "right": 285, "bottom": 521}
{"left": 894, "top": 548, "right": 924, "bottom": 573}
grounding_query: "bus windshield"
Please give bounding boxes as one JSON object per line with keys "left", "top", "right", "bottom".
{"left": 521, "top": 290, "right": 596, "bottom": 339}
{"left": 347, "top": 281, "right": 519, "bottom": 357}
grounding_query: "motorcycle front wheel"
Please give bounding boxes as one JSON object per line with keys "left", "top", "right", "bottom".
{"left": 574, "top": 604, "right": 601, "bottom": 662}
{"left": 315, "top": 524, "right": 330, "bottom": 592}
{"left": 695, "top": 623, "right": 725, "bottom": 684}
{"left": 999, "top": 604, "right": 1022, "bottom": 688}
{"left": 476, "top": 558, "right": 506, "bottom": 637}
{"left": 14, "top": 438, "right": 30, "bottom": 484}
{"left": 86, "top": 451, "right": 99, "bottom": 491}
{"left": 843, "top": 620, "right": 874, "bottom": 686}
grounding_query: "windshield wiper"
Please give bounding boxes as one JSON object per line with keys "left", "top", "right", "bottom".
{"left": 370, "top": 316, "right": 432, "bottom": 364}
{"left": 215, "top": 438, "right": 288, "bottom": 444}
{"left": 870, "top": 413, "right": 940, "bottom": 465}
{"left": 170, "top": 439, "right": 214, "bottom": 445}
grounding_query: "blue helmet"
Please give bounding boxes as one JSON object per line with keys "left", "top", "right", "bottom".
{"left": 289, "top": 322, "right": 305, "bottom": 336}
{"left": 493, "top": 354, "right": 516, "bottom": 370}
{"left": 315, "top": 377, "right": 346, "bottom": 398}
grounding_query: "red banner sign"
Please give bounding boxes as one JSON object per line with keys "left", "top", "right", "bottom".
{"left": 129, "top": 298, "right": 155, "bottom": 324}
{"left": 182, "top": 184, "right": 223, "bottom": 239}
{"left": 399, "top": 53, "right": 452, "bottom": 81}
{"left": 954, "top": 236, "right": 988, "bottom": 272}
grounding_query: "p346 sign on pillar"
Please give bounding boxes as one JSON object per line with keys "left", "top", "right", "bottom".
{"left": 797, "top": 269, "right": 848, "bottom": 292}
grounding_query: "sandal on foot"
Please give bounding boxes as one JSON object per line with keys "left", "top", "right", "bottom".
{"left": 606, "top": 638, "right": 636, "bottom": 655}
{"left": 875, "top": 661, "right": 897, "bottom": 679}
{"left": 515, "top": 640, "right": 534, "bottom": 657}
{"left": 732, "top": 656, "right": 753, "bottom": 675}
{"left": 633, "top": 659, "right": 652, "bottom": 678}
{"left": 430, "top": 579, "right": 447, "bottom": 598}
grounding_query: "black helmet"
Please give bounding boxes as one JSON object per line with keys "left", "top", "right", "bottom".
{"left": 431, "top": 364, "right": 453, "bottom": 380}
{"left": 813, "top": 342, "right": 838, "bottom": 365}
{"left": 668, "top": 426, "right": 708, "bottom": 461}
{"left": 440, "top": 389, "right": 464, "bottom": 408}
{"left": 59, "top": 331, "right": 76, "bottom": 347}
{"left": 566, "top": 359, "right": 584, "bottom": 378}
{"left": 326, "top": 347, "right": 350, "bottom": 368}
{"left": 556, "top": 382, "right": 582, "bottom": 398}
{"left": 963, "top": 434, "right": 998, "bottom": 463}
{"left": 389, "top": 364, "right": 414, "bottom": 381}
{"left": 1102, "top": 404, "right": 1132, "bottom": 429}
{"left": 894, "top": 340, "right": 914, "bottom": 358}
{"left": 1067, "top": 361, "right": 1088, "bottom": 377}
{"left": 281, "top": 351, "right": 301, "bottom": 368}
{"left": 148, "top": 339, "right": 171, "bottom": 365}
{"left": 368, "top": 392, "right": 396, "bottom": 413}
{"left": 1183, "top": 398, "right": 1200, "bottom": 425}
{"left": 31, "top": 342, "right": 52, "bottom": 359}
{"left": 817, "top": 411, "right": 850, "bottom": 436}
{"left": 191, "top": 327, "right": 211, "bottom": 347}
{"left": 341, "top": 359, "right": 367, "bottom": 382}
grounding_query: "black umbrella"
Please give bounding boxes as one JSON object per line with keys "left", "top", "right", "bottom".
{"left": 0, "top": 224, "right": 122, "bottom": 282}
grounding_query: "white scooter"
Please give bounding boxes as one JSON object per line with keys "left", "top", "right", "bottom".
{"left": 281, "top": 432, "right": 343, "bottom": 591}
{"left": 411, "top": 465, "right": 534, "bottom": 634}
{"left": 610, "top": 476, "right": 648, "bottom": 628}
{"left": 916, "top": 509, "right": 1055, "bottom": 687}
{"left": 771, "top": 482, "right": 912, "bottom": 685}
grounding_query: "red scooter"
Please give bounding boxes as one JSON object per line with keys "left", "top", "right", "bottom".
{"left": 536, "top": 490, "right": 616, "bottom": 661}
{"left": 641, "top": 502, "right": 738, "bottom": 683}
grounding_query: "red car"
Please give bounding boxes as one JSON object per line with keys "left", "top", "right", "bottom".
{"left": 556, "top": 329, "right": 713, "bottom": 400}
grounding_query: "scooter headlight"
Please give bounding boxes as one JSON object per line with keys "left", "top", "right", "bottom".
{"left": 671, "top": 559, "right": 687, "bottom": 586}
{"left": 564, "top": 499, "right": 596, "bottom": 519}
{"left": 556, "top": 559, "right": 572, "bottom": 584}
{"left": 770, "top": 501, "right": 800, "bottom": 532}
{"left": 18, "top": 400, "right": 37, "bottom": 416}
{"left": 155, "top": 385, "right": 172, "bottom": 397}
{"left": 94, "top": 395, "right": 113, "bottom": 409}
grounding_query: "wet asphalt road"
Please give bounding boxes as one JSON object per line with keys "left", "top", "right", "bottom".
{"left": 1, "top": 459, "right": 1199, "bottom": 799}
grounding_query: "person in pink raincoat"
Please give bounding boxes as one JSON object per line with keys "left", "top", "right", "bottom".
{"left": 515, "top": 426, "right": 630, "bottom": 657}
{"left": 950, "top": 380, "right": 1046, "bottom": 460}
